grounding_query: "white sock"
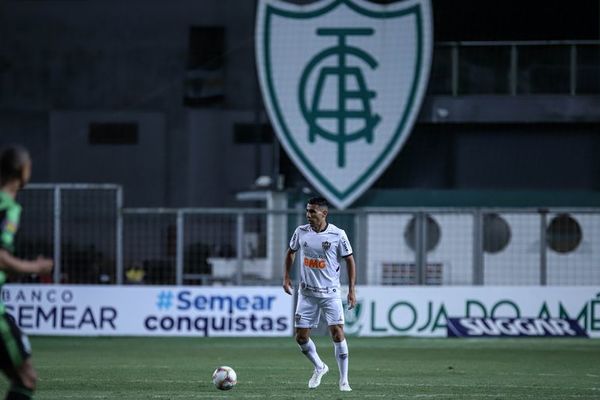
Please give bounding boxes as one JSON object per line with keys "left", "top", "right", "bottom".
{"left": 334, "top": 339, "right": 349, "bottom": 383}
{"left": 299, "top": 338, "right": 324, "bottom": 370}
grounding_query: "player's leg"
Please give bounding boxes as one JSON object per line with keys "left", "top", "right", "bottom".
{"left": 3, "top": 359, "right": 36, "bottom": 400}
{"left": 322, "top": 298, "right": 351, "bottom": 391}
{"left": 0, "top": 313, "right": 36, "bottom": 399}
{"left": 294, "top": 293, "right": 328, "bottom": 388}
{"left": 329, "top": 325, "right": 351, "bottom": 391}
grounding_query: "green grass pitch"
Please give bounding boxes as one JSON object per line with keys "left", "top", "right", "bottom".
{"left": 1, "top": 336, "right": 599, "bottom": 399}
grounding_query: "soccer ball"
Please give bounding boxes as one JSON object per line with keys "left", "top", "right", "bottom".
{"left": 212, "top": 366, "right": 237, "bottom": 390}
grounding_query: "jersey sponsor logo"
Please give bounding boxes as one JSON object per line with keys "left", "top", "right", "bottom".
{"left": 341, "top": 238, "right": 349, "bottom": 253}
{"left": 301, "top": 282, "right": 334, "bottom": 294}
{"left": 256, "top": 0, "right": 433, "bottom": 209}
{"left": 2, "top": 221, "right": 17, "bottom": 234}
{"left": 304, "top": 256, "right": 327, "bottom": 269}
{"left": 322, "top": 241, "right": 331, "bottom": 251}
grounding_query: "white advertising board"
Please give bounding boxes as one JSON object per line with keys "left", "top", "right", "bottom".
{"left": 3, "top": 285, "right": 598, "bottom": 338}
{"left": 1, "top": 285, "right": 293, "bottom": 337}
{"left": 342, "top": 286, "right": 600, "bottom": 338}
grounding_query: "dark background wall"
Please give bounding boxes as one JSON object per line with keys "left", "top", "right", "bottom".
{"left": 432, "top": 0, "right": 599, "bottom": 41}
{"left": 0, "top": 0, "right": 599, "bottom": 207}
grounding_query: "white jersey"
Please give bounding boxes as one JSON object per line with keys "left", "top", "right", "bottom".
{"left": 289, "top": 223, "right": 353, "bottom": 299}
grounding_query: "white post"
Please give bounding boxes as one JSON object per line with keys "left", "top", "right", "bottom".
{"left": 53, "top": 187, "right": 61, "bottom": 284}
{"left": 267, "top": 191, "right": 288, "bottom": 283}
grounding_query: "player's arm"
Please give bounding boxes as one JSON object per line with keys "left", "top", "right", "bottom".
{"left": 0, "top": 249, "right": 53, "bottom": 275}
{"left": 283, "top": 248, "right": 296, "bottom": 295}
{"left": 344, "top": 254, "right": 357, "bottom": 310}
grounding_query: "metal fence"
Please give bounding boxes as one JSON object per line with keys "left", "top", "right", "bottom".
{"left": 429, "top": 41, "right": 600, "bottom": 95}
{"left": 16, "top": 184, "right": 122, "bottom": 284}
{"left": 14, "top": 185, "right": 600, "bottom": 286}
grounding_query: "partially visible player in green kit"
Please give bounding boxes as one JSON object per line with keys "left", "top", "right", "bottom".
{"left": 0, "top": 145, "right": 53, "bottom": 400}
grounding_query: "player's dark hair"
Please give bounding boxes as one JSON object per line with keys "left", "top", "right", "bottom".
{"left": 0, "top": 145, "right": 30, "bottom": 186}
{"left": 308, "top": 197, "right": 329, "bottom": 209}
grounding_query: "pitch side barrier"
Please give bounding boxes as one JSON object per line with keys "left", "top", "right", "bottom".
{"left": 1, "top": 285, "right": 293, "bottom": 337}
{"left": 2, "top": 285, "right": 598, "bottom": 337}
{"left": 341, "top": 286, "right": 599, "bottom": 338}
{"left": 447, "top": 317, "right": 588, "bottom": 338}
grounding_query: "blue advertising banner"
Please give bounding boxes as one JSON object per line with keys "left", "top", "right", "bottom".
{"left": 447, "top": 317, "right": 588, "bottom": 338}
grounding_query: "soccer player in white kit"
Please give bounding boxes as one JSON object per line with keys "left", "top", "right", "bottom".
{"left": 283, "top": 197, "right": 356, "bottom": 392}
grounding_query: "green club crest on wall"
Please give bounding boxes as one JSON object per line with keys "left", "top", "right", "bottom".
{"left": 256, "top": 0, "right": 432, "bottom": 209}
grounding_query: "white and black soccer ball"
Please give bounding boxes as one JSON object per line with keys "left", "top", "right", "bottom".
{"left": 212, "top": 366, "right": 237, "bottom": 390}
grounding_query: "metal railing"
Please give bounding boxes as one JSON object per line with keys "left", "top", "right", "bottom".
{"left": 14, "top": 185, "right": 600, "bottom": 286}
{"left": 17, "top": 184, "right": 122, "bottom": 284}
{"left": 429, "top": 40, "right": 600, "bottom": 95}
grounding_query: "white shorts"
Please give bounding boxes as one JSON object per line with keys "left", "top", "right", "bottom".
{"left": 294, "top": 293, "right": 345, "bottom": 328}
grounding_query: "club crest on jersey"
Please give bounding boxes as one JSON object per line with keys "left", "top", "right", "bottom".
{"left": 256, "top": 0, "right": 433, "bottom": 209}
{"left": 303, "top": 241, "right": 308, "bottom": 247}
{"left": 322, "top": 241, "right": 331, "bottom": 251}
